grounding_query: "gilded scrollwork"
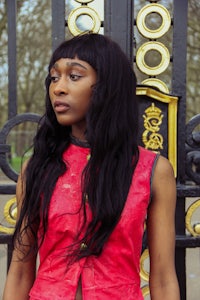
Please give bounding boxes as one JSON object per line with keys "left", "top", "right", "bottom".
{"left": 185, "top": 114, "right": 200, "bottom": 184}
{"left": 142, "top": 103, "right": 164, "bottom": 151}
{"left": 136, "top": 86, "right": 178, "bottom": 177}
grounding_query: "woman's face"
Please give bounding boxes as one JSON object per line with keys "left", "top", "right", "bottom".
{"left": 49, "top": 57, "right": 97, "bottom": 140}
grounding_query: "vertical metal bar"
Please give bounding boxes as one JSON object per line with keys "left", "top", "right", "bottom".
{"left": 172, "top": 0, "right": 188, "bottom": 183}
{"left": 6, "top": 0, "right": 17, "bottom": 118}
{"left": 104, "top": 0, "right": 134, "bottom": 62}
{"left": 51, "top": 0, "right": 66, "bottom": 51}
{"left": 172, "top": 1, "right": 188, "bottom": 299}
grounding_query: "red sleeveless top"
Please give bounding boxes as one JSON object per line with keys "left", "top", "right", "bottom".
{"left": 29, "top": 144, "right": 157, "bottom": 300}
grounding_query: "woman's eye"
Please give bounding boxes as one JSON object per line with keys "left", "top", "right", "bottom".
{"left": 70, "top": 74, "right": 82, "bottom": 81}
{"left": 50, "top": 76, "right": 59, "bottom": 82}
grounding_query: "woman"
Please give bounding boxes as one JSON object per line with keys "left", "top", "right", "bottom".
{"left": 3, "top": 33, "right": 180, "bottom": 299}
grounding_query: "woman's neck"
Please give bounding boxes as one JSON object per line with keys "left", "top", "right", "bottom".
{"left": 70, "top": 134, "right": 90, "bottom": 148}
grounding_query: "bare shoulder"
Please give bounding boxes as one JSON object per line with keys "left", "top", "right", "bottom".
{"left": 151, "top": 154, "right": 176, "bottom": 207}
{"left": 152, "top": 155, "right": 175, "bottom": 190}
{"left": 153, "top": 155, "right": 175, "bottom": 180}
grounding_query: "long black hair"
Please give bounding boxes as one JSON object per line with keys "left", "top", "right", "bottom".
{"left": 14, "top": 33, "right": 139, "bottom": 260}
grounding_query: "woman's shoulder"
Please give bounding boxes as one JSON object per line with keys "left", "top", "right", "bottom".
{"left": 151, "top": 154, "right": 176, "bottom": 203}
{"left": 153, "top": 154, "right": 175, "bottom": 179}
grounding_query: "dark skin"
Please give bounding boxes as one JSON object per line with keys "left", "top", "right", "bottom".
{"left": 49, "top": 58, "right": 97, "bottom": 140}
{"left": 3, "top": 58, "right": 180, "bottom": 300}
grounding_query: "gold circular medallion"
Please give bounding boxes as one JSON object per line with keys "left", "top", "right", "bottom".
{"left": 142, "top": 78, "right": 169, "bottom": 94}
{"left": 136, "top": 3, "right": 171, "bottom": 39}
{"left": 141, "top": 285, "right": 150, "bottom": 297}
{"left": 185, "top": 199, "right": 200, "bottom": 237}
{"left": 136, "top": 41, "right": 170, "bottom": 75}
{"left": 75, "top": 0, "right": 94, "bottom": 3}
{"left": 68, "top": 6, "right": 101, "bottom": 36}
{"left": 4, "top": 197, "right": 17, "bottom": 225}
{"left": 140, "top": 248, "right": 149, "bottom": 281}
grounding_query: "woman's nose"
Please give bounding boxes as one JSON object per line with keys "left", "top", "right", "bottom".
{"left": 53, "top": 78, "right": 68, "bottom": 95}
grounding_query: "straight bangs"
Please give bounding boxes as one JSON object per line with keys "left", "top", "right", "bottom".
{"left": 48, "top": 34, "right": 100, "bottom": 72}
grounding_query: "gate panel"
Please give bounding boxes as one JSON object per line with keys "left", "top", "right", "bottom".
{"left": 0, "top": 1, "right": 200, "bottom": 299}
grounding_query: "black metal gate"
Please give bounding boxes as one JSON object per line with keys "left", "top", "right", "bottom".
{"left": 0, "top": 1, "right": 200, "bottom": 299}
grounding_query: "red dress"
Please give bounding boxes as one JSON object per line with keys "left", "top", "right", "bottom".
{"left": 29, "top": 144, "right": 158, "bottom": 300}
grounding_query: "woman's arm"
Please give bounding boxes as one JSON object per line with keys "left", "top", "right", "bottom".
{"left": 147, "top": 155, "right": 180, "bottom": 300}
{"left": 3, "top": 164, "right": 37, "bottom": 300}
{"left": 3, "top": 253, "right": 36, "bottom": 300}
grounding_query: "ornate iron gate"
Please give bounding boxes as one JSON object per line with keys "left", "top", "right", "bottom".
{"left": 0, "top": 1, "right": 200, "bottom": 299}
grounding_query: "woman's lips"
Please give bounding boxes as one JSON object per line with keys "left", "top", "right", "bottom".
{"left": 54, "top": 100, "right": 70, "bottom": 113}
